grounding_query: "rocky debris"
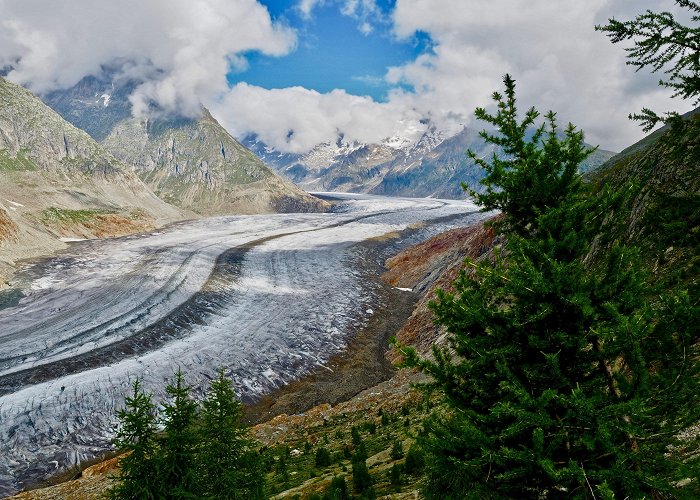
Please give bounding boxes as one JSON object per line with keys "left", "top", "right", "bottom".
{"left": 0, "top": 206, "right": 18, "bottom": 243}
{"left": 384, "top": 216, "right": 500, "bottom": 359}
{"left": 252, "top": 369, "right": 428, "bottom": 447}
{"left": 11, "top": 456, "right": 119, "bottom": 500}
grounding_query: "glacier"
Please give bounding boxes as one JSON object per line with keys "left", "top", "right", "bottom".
{"left": 0, "top": 193, "right": 484, "bottom": 495}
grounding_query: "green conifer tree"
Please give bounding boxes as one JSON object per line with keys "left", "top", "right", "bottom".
{"left": 324, "top": 475, "right": 349, "bottom": 500}
{"left": 198, "top": 368, "right": 265, "bottom": 499}
{"left": 351, "top": 442, "right": 372, "bottom": 494}
{"left": 399, "top": 76, "right": 700, "bottom": 498}
{"left": 315, "top": 446, "right": 332, "bottom": 468}
{"left": 390, "top": 439, "right": 404, "bottom": 460}
{"left": 159, "top": 369, "right": 199, "bottom": 498}
{"left": 108, "top": 379, "right": 160, "bottom": 499}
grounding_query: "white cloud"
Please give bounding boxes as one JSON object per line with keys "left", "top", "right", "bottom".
{"left": 388, "top": 0, "right": 690, "bottom": 150}
{"left": 216, "top": 0, "right": 693, "bottom": 153}
{"left": 341, "top": 0, "right": 382, "bottom": 35}
{"left": 0, "top": 0, "right": 296, "bottom": 118}
{"left": 298, "top": 0, "right": 384, "bottom": 34}
{"left": 212, "top": 83, "right": 425, "bottom": 153}
{"left": 297, "top": 0, "right": 325, "bottom": 19}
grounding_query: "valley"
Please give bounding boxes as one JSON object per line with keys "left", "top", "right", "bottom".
{"left": 0, "top": 193, "right": 484, "bottom": 496}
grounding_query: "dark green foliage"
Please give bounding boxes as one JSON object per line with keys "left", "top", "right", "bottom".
{"left": 379, "top": 409, "right": 390, "bottom": 427}
{"left": 597, "top": 1, "right": 700, "bottom": 131}
{"left": 108, "top": 380, "right": 160, "bottom": 499}
{"left": 402, "top": 445, "right": 424, "bottom": 476}
{"left": 315, "top": 446, "right": 332, "bottom": 468}
{"left": 465, "top": 75, "right": 592, "bottom": 237}
{"left": 351, "top": 444, "right": 372, "bottom": 494}
{"left": 159, "top": 369, "right": 199, "bottom": 498}
{"left": 351, "top": 426, "right": 361, "bottom": 447}
{"left": 388, "top": 464, "right": 403, "bottom": 490}
{"left": 109, "top": 369, "right": 265, "bottom": 499}
{"left": 399, "top": 76, "right": 700, "bottom": 499}
{"left": 324, "top": 475, "right": 349, "bottom": 500}
{"left": 274, "top": 455, "right": 286, "bottom": 474}
{"left": 390, "top": 439, "right": 404, "bottom": 460}
{"left": 198, "top": 368, "right": 264, "bottom": 499}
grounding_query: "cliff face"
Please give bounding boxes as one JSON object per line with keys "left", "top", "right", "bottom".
{"left": 0, "top": 77, "right": 185, "bottom": 282}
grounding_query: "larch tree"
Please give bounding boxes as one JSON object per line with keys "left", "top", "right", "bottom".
{"left": 198, "top": 368, "right": 265, "bottom": 499}
{"left": 596, "top": 0, "right": 700, "bottom": 131}
{"left": 158, "top": 369, "right": 199, "bottom": 498}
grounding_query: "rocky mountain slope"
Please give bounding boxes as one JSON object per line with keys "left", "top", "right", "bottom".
{"left": 43, "top": 74, "right": 327, "bottom": 215}
{"left": 0, "top": 77, "right": 184, "bottom": 283}
{"left": 244, "top": 126, "right": 616, "bottom": 199}
{"left": 592, "top": 109, "right": 699, "bottom": 296}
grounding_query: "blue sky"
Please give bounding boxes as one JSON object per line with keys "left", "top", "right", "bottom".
{"left": 228, "top": 0, "right": 431, "bottom": 100}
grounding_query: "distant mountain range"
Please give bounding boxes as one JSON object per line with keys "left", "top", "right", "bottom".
{"left": 40, "top": 71, "right": 615, "bottom": 205}
{"left": 243, "top": 126, "right": 617, "bottom": 199}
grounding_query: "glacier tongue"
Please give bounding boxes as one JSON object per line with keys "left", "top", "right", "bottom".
{"left": 0, "top": 193, "right": 480, "bottom": 496}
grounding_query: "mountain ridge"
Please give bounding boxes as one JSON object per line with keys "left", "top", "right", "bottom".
{"left": 243, "top": 126, "right": 617, "bottom": 199}
{"left": 42, "top": 74, "right": 328, "bottom": 215}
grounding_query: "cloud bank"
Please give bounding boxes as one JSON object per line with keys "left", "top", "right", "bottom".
{"left": 0, "top": 0, "right": 692, "bottom": 153}
{"left": 386, "top": 0, "right": 685, "bottom": 151}
{"left": 0, "top": 0, "right": 295, "bottom": 117}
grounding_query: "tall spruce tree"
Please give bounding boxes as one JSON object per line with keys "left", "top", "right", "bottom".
{"left": 159, "top": 369, "right": 199, "bottom": 498}
{"left": 198, "top": 368, "right": 265, "bottom": 499}
{"left": 400, "top": 75, "right": 700, "bottom": 498}
{"left": 108, "top": 379, "right": 160, "bottom": 499}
